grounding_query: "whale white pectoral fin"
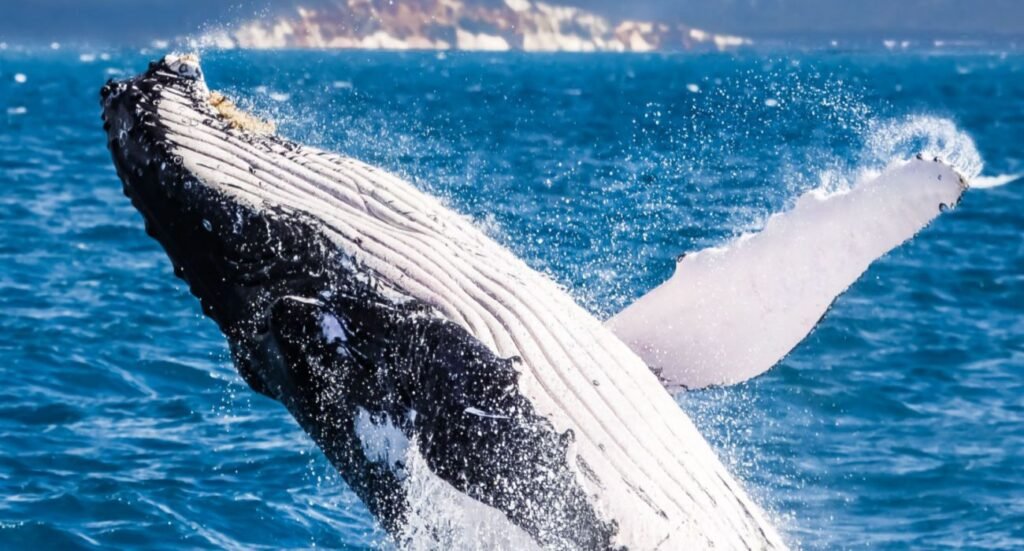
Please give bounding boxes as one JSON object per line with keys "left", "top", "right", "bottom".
{"left": 606, "top": 158, "right": 967, "bottom": 390}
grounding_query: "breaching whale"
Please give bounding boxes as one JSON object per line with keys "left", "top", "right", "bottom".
{"left": 100, "top": 54, "right": 965, "bottom": 549}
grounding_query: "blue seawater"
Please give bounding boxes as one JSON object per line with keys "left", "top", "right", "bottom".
{"left": 1, "top": 48, "right": 1022, "bottom": 549}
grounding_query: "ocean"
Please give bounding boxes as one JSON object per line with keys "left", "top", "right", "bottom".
{"left": 1, "top": 47, "right": 1022, "bottom": 549}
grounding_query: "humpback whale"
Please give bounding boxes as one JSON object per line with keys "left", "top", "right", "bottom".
{"left": 100, "top": 54, "right": 965, "bottom": 549}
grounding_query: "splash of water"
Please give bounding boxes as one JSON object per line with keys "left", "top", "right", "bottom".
{"left": 972, "top": 173, "right": 1021, "bottom": 189}
{"left": 862, "top": 115, "right": 983, "bottom": 181}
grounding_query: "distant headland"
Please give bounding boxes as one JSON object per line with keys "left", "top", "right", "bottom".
{"left": 196, "top": 0, "right": 751, "bottom": 52}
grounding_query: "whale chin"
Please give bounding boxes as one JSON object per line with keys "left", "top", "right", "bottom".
{"left": 102, "top": 53, "right": 786, "bottom": 549}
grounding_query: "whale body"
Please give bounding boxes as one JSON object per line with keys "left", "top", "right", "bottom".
{"left": 101, "top": 54, "right": 787, "bottom": 549}
{"left": 101, "top": 53, "right": 969, "bottom": 549}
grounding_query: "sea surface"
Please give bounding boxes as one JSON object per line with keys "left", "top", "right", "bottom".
{"left": 1, "top": 46, "right": 1022, "bottom": 549}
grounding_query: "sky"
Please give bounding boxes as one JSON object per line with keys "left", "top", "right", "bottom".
{"left": 0, "top": 0, "right": 1020, "bottom": 45}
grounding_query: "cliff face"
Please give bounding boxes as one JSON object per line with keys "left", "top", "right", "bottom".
{"left": 200, "top": 0, "right": 750, "bottom": 52}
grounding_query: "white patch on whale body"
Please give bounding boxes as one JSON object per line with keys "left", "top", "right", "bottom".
{"left": 319, "top": 311, "right": 348, "bottom": 354}
{"left": 354, "top": 407, "right": 410, "bottom": 475}
{"left": 282, "top": 294, "right": 320, "bottom": 306}
{"left": 464, "top": 406, "right": 510, "bottom": 420}
{"left": 608, "top": 158, "right": 966, "bottom": 390}
{"left": 320, "top": 314, "right": 346, "bottom": 342}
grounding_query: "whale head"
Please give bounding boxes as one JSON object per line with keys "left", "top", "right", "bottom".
{"left": 100, "top": 54, "right": 349, "bottom": 396}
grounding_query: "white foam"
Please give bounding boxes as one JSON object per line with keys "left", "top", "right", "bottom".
{"left": 865, "top": 116, "right": 982, "bottom": 181}
{"left": 972, "top": 173, "right": 1020, "bottom": 189}
{"left": 353, "top": 408, "right": 541, "bottom": 549}
{"left": 398, "top": 442, "right": 542, "bottom": 550}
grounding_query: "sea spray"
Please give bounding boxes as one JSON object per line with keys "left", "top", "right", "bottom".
{"left": 863, "top": 115, "right": 983, "bottom": 181}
